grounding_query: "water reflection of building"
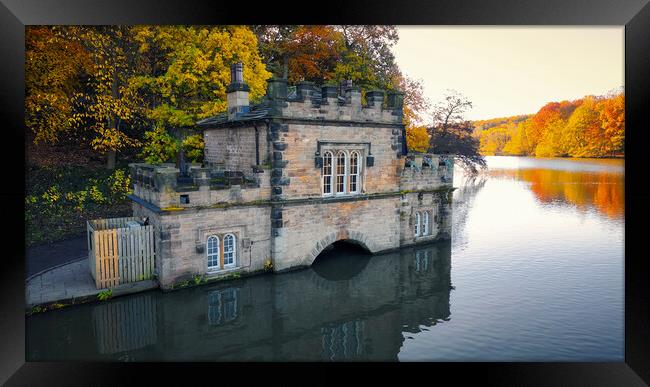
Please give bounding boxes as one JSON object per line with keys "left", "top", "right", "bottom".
{"left": 321, "top": 320, "right": 365, "bottom": 361}
{"left": 207, "top": 288, "right": 239, "bottom": 326}
{"left": 27, "top": 242, "right": 452, "bottom": 361}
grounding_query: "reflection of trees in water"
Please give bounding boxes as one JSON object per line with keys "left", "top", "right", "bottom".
{"left": 451, "top": 175, "right": 487, "bottom": 249}
{"left": 489, "top": 168, "right": 624, "bottom": 220}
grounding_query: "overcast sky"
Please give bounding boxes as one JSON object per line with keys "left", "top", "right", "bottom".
{"left": 393, "top": 26, "right": 624, "bottom": 121}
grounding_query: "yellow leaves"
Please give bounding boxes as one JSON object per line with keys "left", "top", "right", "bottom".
{"left": 479, "top": 92, "right": 624, "bottom": 158}
{"left": 133, "top": 25, "right": 271, "bottom": 127}
{"left": 90, "top": 126, "right": 140, "bottom": 154}
{"left": 406, "top": 126, "right": 430, "bottom": 153}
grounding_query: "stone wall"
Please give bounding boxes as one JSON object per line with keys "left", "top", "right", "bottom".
{"left": 398, "top": 191, "right": 452, "bottom": 247}
{"left": 132, "top": 202, "right": 271, "bottom": 290}
{"left": 204, "top": 125, "right": 269, "bottom": 172}
{"left": 272, "top": 122, "right": 403, "bottom": 199}
{"left": 271, "top": 197, "right": 402, "bottom": 271}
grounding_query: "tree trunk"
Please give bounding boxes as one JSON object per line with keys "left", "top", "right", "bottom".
{"left": 106, "top": 62, "right": 120, "bottom": 170}
{"left": 106, "top": 150, "right": 116, "bottom": 170}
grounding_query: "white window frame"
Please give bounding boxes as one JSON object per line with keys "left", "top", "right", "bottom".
{"left": 335, "top": 150, "right": 348, "bottom": 195}
{"left": 349, "top": 151, "right": 360, "bottom": 194}
{"left": 207, "top": 235, "right": 220, "bottom": 271}
{"left": 423, "top": 211, "right": 430, "bottom": 235}
{"left": 223, "top": 233, "right": 237, "bottom": 268}
{"left": 414, "top": 212, "right": 421, "bottom": 237}
{"left": 322, "top": 151, "right": 333, "bottom": 196}
{"left": 322, "top": 148, "right": 364, "bottom": 197}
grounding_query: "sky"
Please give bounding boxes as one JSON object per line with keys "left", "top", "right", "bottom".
{"left": 392, "top": 26, "right": 624, "bottom": 121}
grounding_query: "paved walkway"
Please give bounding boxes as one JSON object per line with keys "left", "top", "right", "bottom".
{"left": 26, "top": 235, "right": 88, "bottom": 279}
{"left": 26, "top": 259, "right": 158, "bottom": 309}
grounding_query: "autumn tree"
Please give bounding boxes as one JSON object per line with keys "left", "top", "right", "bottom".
{"left": 251, "top": 25, "right": 299, "bottom": 78}
{"left": 63, "top": 26, "right": 146, "bottom": 169}
{"left": 280, "top": 26, "right": 344, "bottom": 84}
{"left": 478, "top": 122, "right": 514, "bottom": 155}
{"left": 25, "top": 26, "right": 93, "bottom": 145}
{"left": 561, "top": 96, "right": 606, "bottom": 157}
{"left": 333, "top": 25, "right": 400, "bottom": 90}
{"left": 428, "top": 90, "right": 486, "bottom": 174}
{"left": 132, "top": 25, "right": 270, "bottom": 127}
{"left": 599, "top": 92, "right": 625, "bottom": 154}
{"left": 130, "top": 25, "right": 272, "bottom": 163}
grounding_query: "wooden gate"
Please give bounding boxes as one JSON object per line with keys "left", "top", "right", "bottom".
{"left": 87, "top": 217, "right": 156, "bottom": 289}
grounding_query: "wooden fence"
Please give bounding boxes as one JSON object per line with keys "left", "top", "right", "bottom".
{"left": 87, "top": 217, "right": 156, "bottom": 289}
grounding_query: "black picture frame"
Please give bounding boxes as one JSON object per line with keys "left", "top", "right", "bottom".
{"left": 2, "top": 0, "right": 648, "bottom": 384}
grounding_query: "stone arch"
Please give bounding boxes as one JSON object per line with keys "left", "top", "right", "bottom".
{"left": 301, "top": 229, "right": 377, "bottom": 267}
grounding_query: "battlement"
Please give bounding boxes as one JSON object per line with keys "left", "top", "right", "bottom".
{"left": 264, "top": 79, "right": 404, "bottom": 124}
{"left": 129, "top": 163, "right": 271, "bottom": 210}
{"left": 400, "top": 154, "right": 454, "bottom": 191}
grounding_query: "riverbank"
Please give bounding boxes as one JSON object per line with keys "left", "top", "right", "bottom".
{"left": 25, "top": 259, "right": 158, "bottom": 314}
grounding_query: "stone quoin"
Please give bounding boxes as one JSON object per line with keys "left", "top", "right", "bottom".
{"left": 128, "top": 63, "right": 455, "bottom": 290}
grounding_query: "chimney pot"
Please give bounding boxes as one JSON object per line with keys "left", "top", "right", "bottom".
{"left": 227, "top": 62, "right": 250, "bottom": 120}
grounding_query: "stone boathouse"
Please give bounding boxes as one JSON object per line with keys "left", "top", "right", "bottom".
{"left": 128, "top": 63, "right": 454, "bottom": 290}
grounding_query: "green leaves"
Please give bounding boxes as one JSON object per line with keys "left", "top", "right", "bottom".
{"left": 140, "top": 126, "right": 179, "bottom": 165}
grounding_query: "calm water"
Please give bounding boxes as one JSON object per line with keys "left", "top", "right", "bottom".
{"left": 26, "top": 156, "right": 624, "bottom": 361}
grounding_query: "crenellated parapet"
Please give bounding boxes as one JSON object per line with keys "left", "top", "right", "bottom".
{"left": 263, "top": 78, "right": 404, "bottom": 124}
{"left": 399, "top": 153, "right": 454, "bottom": 191}
{"left": 129, "top": 163, "right": 271, "bottom": 210}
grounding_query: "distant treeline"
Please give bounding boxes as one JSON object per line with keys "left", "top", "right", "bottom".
{"left": 473, "top": 91, "right": 624, "bottom": 158}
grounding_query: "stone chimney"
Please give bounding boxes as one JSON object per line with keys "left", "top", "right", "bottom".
{"left": 226, "top": 62, "right": 250, "bottom": 120}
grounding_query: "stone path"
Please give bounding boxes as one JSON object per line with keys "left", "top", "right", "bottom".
{"left": 26, "top": 259, "right": 158, "bottom": 309}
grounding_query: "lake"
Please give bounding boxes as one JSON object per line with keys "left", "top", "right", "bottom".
{"left": 26, "top": 156, "right": 624, "bottom": 361}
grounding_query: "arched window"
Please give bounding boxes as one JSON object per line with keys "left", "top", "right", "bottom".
{"left": 335, "top": 151, "right": 347, "bottom": 194}
{"left": 323, "top": 151, "right": 333, "bottom": 195}
{"left": 423, "top": 211, "right": 430, "bottom": 235}
{"left": 414, "top": 212, "right": 421, "bottom": 237}
{"left": 349, "top": 151, "right": 360, "bottom": 193}
{"left": 223, "top": 234, "right": 236, "bottom": 267}
{"left": 207, "top": 235, "right": 220, "bottom": 271}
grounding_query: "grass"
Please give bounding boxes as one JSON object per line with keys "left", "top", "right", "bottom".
{"left": 26, "top": 163, "right": 132, "bottom": 247}
{"left": 97, "top": 289, "right": 113, "bottom": 301}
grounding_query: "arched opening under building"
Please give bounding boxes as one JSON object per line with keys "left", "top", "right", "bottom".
{"left": 311, "top": 240, "right": 372, "bottom": 281}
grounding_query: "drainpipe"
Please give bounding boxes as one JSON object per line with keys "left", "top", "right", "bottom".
{"left": 254, "top": 124, "right": 260, "bottom": 166}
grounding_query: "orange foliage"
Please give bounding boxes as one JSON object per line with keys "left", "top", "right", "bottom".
{"left": 477, "top": 92, "right": 624, "bottom": 158}
{"left": 284, "top": 26, "right": 344, "bottom": 84}
{"left": 489, "top": 167, "right": 624, "bottom": 219}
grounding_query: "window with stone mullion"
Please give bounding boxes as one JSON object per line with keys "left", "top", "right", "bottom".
{"left": 323, "top": 151, "right": 333, "bottom": 195}
{"left": 349, "top": 151, "right": 359, "bottom": 193}
{"left": 335, "top": 151, "right": 347, "bottom": 194}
